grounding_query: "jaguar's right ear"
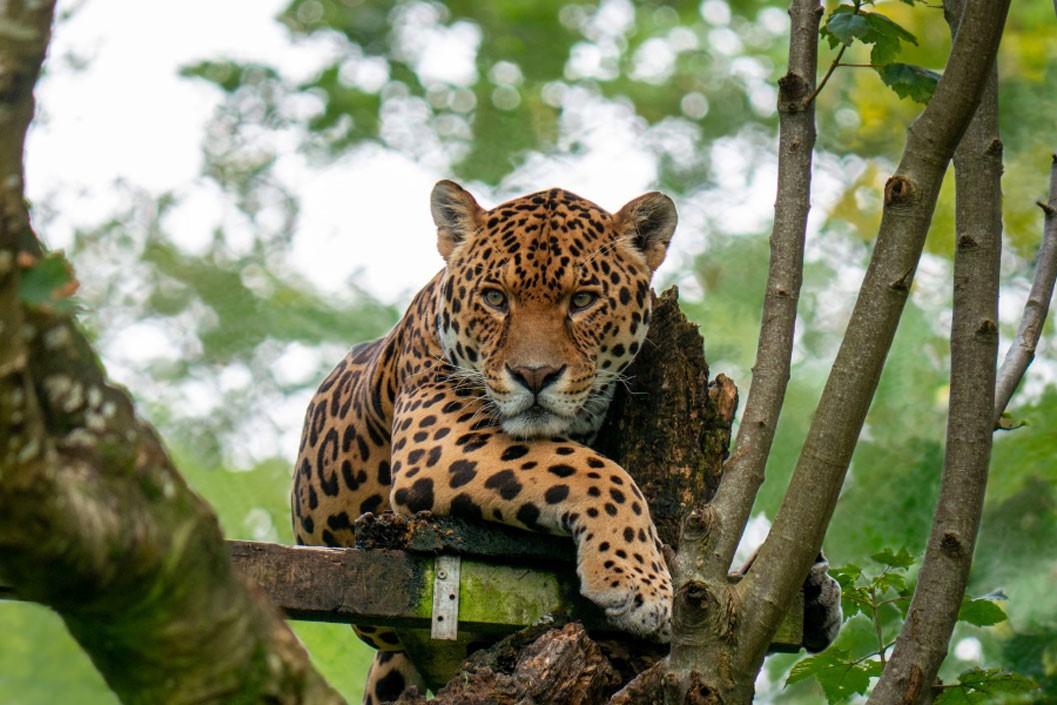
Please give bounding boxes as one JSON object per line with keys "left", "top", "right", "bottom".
{"left": 431, "top": 180, "right": 484, "bottom": 261}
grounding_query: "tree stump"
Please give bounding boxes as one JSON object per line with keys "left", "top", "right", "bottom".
{"left": 392, "top": 288, "right": 740, "bottom": 703}
{"left": 594, "top": 287, "right": 738, "bottom": 550}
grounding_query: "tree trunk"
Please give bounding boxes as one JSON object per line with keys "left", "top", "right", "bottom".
{"left": 0, "top": 3, "right": 345, "bottom": 703}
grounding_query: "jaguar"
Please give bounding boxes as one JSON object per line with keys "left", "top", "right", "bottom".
{"left": 291, "top": 181, "right": 839, "bottom": 704}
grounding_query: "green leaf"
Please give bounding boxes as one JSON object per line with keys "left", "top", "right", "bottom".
{"left": 830, "top": 564, "right": 871, "bottom": 619}
{"left": 957, "top": 596, "right": 1008, "bottom": 627}
{"left": 870, "top": 547, "right": 916, "bottom": 570}
{"left": 18, "top": 252, "right": 78, "bottom": 312}
{"left": 875, "top": 570, "right": 910, "bottom": 596}
{"left": 869, "top": 12, "right": 918, "bottom": 44}
{"left": 787, "top": 648, "right": 877, "bottom": 702}
{"left": 822, "top": 8, "right": 871, "bottom": 48}
{"left": 866, "top": 17, "right": 909, "bottom": 64}
{"left": 821, "top": 7, "right": 917, "bottom": 64}
{"left": 933, "top": 668, "right": 1038, "bottom": 705}
{"left": 830, "top": 563, "right": 863, "bottom": 587}
{"left": 877, "top": 63, "right": 941, "bottom": 104}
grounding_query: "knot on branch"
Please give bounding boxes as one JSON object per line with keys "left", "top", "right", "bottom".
{"left": 884, "top": 176, "right": 914, "bottom": 207}
{"left": 975, "top": 319, "right": 998, "bottom": 340}
{"left": 940, "top": 531, "right": 965, "bottom": 558}
{"left": 777, "top": 73, "right": 810, "bottom": 112}
{"left": 687, "top": 671, "right": 724, "bottom": 705}
{"left": 681, "top": 507, "right": 716, "bottom": 544}
{"left": 673, "top": 580, "right": 735, "bottom": 643}
{"left": 888, "top": 267, "right": 915, "bottom": 294}
{"left": 903, "top": 664, "right": 925, "bottom": 705}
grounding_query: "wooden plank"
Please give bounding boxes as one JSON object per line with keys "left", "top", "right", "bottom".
{"left": 227, "top": 540, "right": 599, "bottom": 634}
{"left": 226, "top": 539, "right": 802, "bottom": 654}
{"left": 4, "top": 539, "right": 803, "bottom": 655}
{"left": 227, "top": 541, "right": 430, "bottom": 627}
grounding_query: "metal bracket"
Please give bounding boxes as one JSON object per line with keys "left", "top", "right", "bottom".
{"left": 431, "top": 554, "right": 461, "bottom": 640}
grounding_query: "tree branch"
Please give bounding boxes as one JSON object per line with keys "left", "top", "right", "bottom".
{"left": 993, "top": 154, "right": 1057, "bottom": 423}
{"left": 867, "top": 7, "right": 1002, "bottom": 699}
{"left": 709, "top": 0, "right": 822, "bottom": 580}
{"left": 735, "top": 0, "right": 1011, "bottom": 681}
{"left": 0, "top": 3, "right": 343, "bottom": 702}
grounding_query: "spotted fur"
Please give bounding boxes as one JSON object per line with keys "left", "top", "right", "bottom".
{"left": 292, "top": 181, "right": 678, "bottom": 703}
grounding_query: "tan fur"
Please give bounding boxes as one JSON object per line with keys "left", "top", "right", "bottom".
{"left": 292, "top": 182, "right": 677, "bottom": 703}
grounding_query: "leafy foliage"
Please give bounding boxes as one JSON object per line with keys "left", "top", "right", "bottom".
{"left": 787, "top": 648, "right": 882, "bottom": 701}
{"left": 819, "top": 1, "right": 939, "bottom": 104}
{"left": 959, "top": 595, "right": 1011, "bottom": 629}
{"left": 933, "top": 668, "right": 1039, "bottom": 705}
{"left": 821, "top": 5, "right": 918, "bottom": 64}
{"left": 871, "top": 547, "right": 916, "bottom": 570}
{"left": 787, "top": 552, "right": 1042, "bottom": 704}
{"left": 878, "top": 62, "right": 940, "bottom": 103}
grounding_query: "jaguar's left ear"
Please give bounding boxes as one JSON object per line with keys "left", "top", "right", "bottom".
{"left": 615, "top": 192, "right": 678, "bottom": 272}
{"left": 431, "top": 180, "right": 484, "bottom": 262}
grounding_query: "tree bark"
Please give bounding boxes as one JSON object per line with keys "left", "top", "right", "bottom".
{"left": 867, "top": 2, "right": 1003, "bottom": 702}
{"left": 993, "top": 154, "right": 1057, "bottom": 424}
{"left": 709, "top": 0, "right": 822, "bottom": 577}
{"left": 594, "top": 287, "right": 738, "bottom": 550}
{"left": 735, "top": 0, "right": 1011, "bottom": 693}
{"left": 0, "top": 3, "right": 344, "bottom": 703}
{"left": 391, "top": 623, "right": 624, "bottom": 705}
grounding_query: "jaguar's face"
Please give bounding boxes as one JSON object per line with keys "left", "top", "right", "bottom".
{"left": 431, "top": 182, "right": 677, "bottom": 439}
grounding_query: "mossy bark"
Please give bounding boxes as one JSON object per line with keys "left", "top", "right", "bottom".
{"left": 0, "top": 2, "right": 344, "bottom": 703}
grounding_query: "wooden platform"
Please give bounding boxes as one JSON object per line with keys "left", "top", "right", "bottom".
{"left": 2, "top": 513, "right": 804, "bottom": 690}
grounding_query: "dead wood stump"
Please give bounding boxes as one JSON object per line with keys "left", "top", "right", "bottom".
{"left": 391, "top": 288, "right": 738, "bottom": 704}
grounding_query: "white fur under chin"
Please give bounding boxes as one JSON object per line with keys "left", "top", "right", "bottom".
{"left": 501, "top": 408, "right": 575, "bottom": 439}
{"left": 498, "top": 385, "right": 614, "bottom": 440}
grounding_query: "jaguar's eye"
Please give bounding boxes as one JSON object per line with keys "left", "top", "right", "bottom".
{"left": 482, "top": 288, "right": 508, "bottom": 310}
{"left": 570, "top": 291, "right": 598, "bottom": 312}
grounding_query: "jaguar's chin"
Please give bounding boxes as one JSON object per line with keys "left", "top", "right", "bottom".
{"left": 500, "top": 404, "right": 575, "bottom": 440}
{"left": 493, "top": 383, "right": 615, "bottom": 441}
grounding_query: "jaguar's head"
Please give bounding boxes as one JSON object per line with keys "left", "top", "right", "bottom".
{"left": 431, "top": 180, "right": 677, "bottom": 440}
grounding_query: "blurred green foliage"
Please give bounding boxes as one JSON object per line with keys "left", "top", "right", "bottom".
{"left": 4, "top": 0, "right": 1057, "bottom": 703}
{"left": 788, "top": 551, "right": 1036, "bottom": 704}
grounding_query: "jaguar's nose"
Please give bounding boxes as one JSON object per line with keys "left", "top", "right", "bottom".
{"left": 507, "top": 364, "right": 566, "bottom": 394}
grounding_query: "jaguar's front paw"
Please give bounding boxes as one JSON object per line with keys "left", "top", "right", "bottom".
{"left": 802, "top": 553, "right": 843, "bottom": 652}
{"left": 576, "top": 550, "right": 673, "bottom": 642}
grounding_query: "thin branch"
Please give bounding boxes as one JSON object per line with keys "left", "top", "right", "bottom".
{"left": 867, "top": 1, "right": 1002, "bottom": 702}
{"left": 850, "top": 641, "right": 897, "bottom": 668}
{"left": 734, "top": 0, "right": 1011, "bottom": 680}
{"left": 993, "top": 154, "right": 1057, "bottom": 423}
{"left": 708, "top": 0, "right": 822, "bottom": 582}
{"left": 807, "top": 43, "right": 848, "bottom": 105}
{"left": 804, "top": 1, "right": 874, "bottom": 105}
{"left": 870, "top": 585, "right": 888, "bottom": 669}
